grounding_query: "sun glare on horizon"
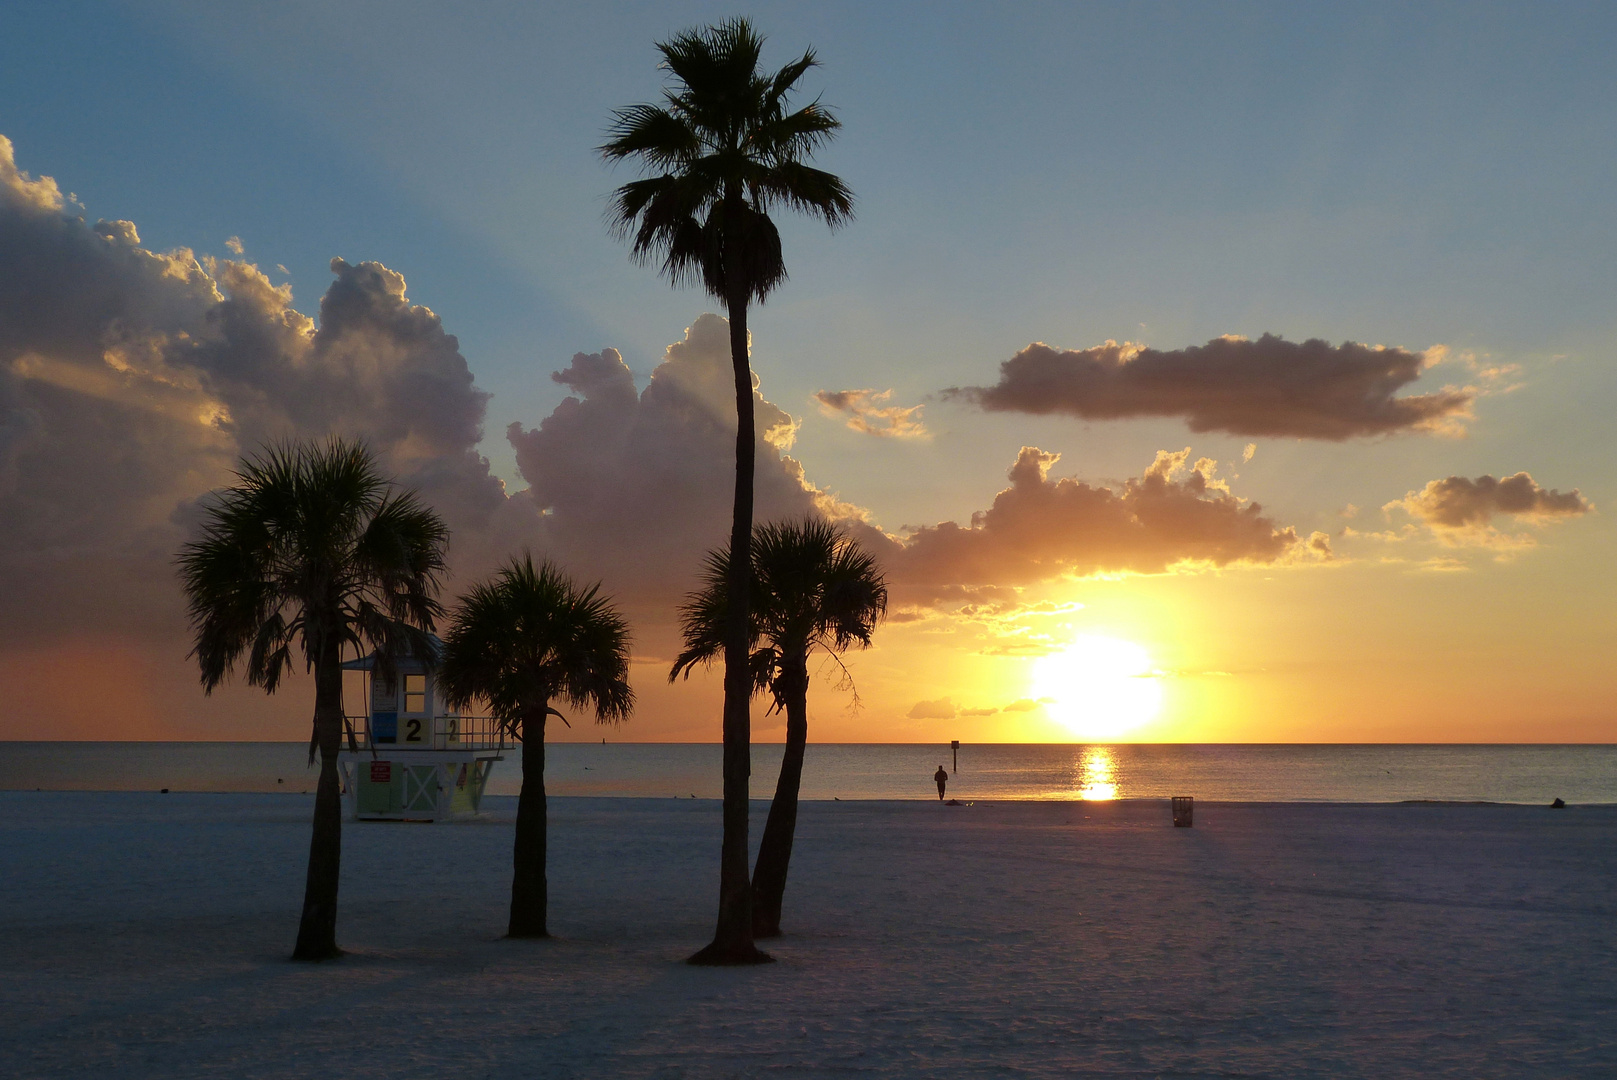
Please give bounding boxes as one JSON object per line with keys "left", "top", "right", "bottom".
{"left": 1031, "top": 636, "right": 1163, "bottom": 741}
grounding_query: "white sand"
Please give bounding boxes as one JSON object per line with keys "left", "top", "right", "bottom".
{"left": 2, "top": 792, "right": 1613, "bottom": 1078}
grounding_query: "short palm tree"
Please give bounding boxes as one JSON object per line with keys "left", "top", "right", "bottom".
{"left": 672, "top": 518, "right": 887, "bottom": 938}
{"left": 602, "top": 14, "right": 854, "bottom": 967}
{"left": 437, "top": 555, "right": 633, "bottom": 939}
{"left": 178, "top": 438, "right": 449, "bottom": 960}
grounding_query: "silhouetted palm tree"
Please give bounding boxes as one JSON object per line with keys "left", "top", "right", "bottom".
{"left": 178, "top": 439, "right": 448, "bottom": 960}
{"left": 672, "top": 518, "right": 887, "bottom": 938}
{"left": 602, "top": 14, "right": 854, "bottom": 967}
{"left": 437, "top": 555, "right": 633, "bottom": 939}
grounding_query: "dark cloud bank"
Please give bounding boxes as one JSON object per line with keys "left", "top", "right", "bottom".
{"left": 949, "top": 334, "right": 1473, "bottom": 439}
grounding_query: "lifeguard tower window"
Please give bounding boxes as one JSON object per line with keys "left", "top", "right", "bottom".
{"left": 404, "top": 674, "right": 427, "bottom": 715}
{"left": 399, "top": 674, "right": 429, "bottom": 744}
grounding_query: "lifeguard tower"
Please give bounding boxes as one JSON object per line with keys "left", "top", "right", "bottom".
{"left": 337, "top": 640, "right": 509, "bottom": 822}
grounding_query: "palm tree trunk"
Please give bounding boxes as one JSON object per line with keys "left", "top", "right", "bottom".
{"left": 751, "top": 652, "right": 809, "bottom": 938}
{"left": 508, "top": 702, "right": 549, "bottom": 938}
{"left": 691, "top": 268, "right": 769, "bottom": 965}
{"left": 292, "top": 635, "right": 345, "bottom": 960}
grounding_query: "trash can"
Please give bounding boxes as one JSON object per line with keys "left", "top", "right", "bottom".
{"left": 1171, "top": 796, "right": 1194, "bottom": 827}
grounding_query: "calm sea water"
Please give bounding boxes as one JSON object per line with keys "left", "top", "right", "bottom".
{"left": 4, "top": 742, "right": 1614, "bottom": 803}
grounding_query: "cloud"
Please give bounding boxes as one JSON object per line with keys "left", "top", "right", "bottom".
{"left": 814, "top": 388, "right": 928, "bottom": 439}
{"left": 224, "top": 236, "right": 244, "bottom": 255}
{"left": 0, "top": 135, "right": 64, "bottom": 213}
{"left": 0, "top": 134, "right": 521, "bottom": 648}
{"left": 879, "top": 446, "right": 1307, "bottom": 601}
{"left": 507, "top": 315, "right": 840, "bottom": 616}
{"left": 1428, "top": 346, "right": 1525, "bottom": 395}
{"left": 906, "top": 696, "right": 956, "bottom": 720}
{"left": 946, "top": 334, "right": 1473, "bottom": 439}
{"left": 0, "top": 133, "right": 1347, "bottom": 737}
{"left": 1385, "top": 472, "right": 1592, "bottom": 546}
{"left": 960, "top": 706, "right": 999, "bottom": 716}
{"left": 1002, "top": 698, "right": 1041, "bottom": 712}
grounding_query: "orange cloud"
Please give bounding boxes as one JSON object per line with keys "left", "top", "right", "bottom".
{"left": 814, "top": 387, "right": 928, "bottom": 438}
{"left": 878, "top": 446, "right": 1304, "bottom": 600}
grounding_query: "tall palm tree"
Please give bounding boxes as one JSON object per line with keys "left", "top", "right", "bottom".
{"left": 602, "top": 15, "right": 854, "bottom": 966}
{"left": 178, "top": 438, "right": 449, "bottom": 960}
{"left": 437, "top": 555, "right": 633, "bottom": 939}
{"left": 672, "top": 518, "right": 887, "bottom": 938}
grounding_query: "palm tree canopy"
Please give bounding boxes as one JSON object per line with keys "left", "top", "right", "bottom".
{"left": 600, "top": 16, "right": 854, "bottom": 304}
{"left": 671, "top": 518, "right": 887, "bottom": 707}
{"left": 177, "top": 438, "right": 449, "bottom": 694}
{"left": 437, "top": 554, "right": 634, "bottom": 732}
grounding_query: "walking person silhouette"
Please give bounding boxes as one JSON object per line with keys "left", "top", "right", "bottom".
{"left": 934, "top": 765, "right": 949, "bottom": 801}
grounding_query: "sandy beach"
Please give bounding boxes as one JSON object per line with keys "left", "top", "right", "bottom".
{"left": 3, "top": 792, "right": 1613, "bottom": 1078}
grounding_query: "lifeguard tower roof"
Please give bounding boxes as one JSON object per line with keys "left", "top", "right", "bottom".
{"left": 339, "top": 634, "right": 444, "bottom": 673}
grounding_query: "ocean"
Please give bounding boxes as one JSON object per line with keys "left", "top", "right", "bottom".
{"left": 4, "top": 742, "right": 1614, "bottom": 803}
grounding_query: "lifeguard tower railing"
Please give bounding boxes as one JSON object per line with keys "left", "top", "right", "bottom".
{"left": 343, "top": 714, "right": 513, "bottom": 753}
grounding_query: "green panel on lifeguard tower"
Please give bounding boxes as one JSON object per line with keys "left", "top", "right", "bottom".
{"left": 448, "top": 762, "right": 476, "bottom": 813}
{"left": 357, "top": 760, "right": 402, "bottom": 814}
{"left": 403, "top": 765, "right": 439, "bottom": 813}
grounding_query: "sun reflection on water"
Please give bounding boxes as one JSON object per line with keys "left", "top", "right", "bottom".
{"left": 1078, "top": 747, "right": 1117, "bottom": 800}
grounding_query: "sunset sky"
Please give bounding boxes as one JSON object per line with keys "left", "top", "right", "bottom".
{"left": 2, "top": 2, "right": 1613, "bottom": 743}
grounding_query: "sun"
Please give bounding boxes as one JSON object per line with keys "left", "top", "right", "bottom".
{"left": 1030, "top": 635, "right": 1163, "bottom": 740}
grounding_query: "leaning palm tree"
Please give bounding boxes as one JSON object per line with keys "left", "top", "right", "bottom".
{"left": 672, "top": 518, "right": 887, "bottom": 938}
{"left": 602, "top": 15, "right": 854, "bottom": 966}
{"left": 178, "top": 438, "right": 449, "bottom": 960}
{"left": 437, "top": 554, "right": 633, "bottom": 939}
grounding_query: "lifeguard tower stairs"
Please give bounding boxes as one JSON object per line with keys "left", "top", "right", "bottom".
{"left": 337, "top": 645, "right": 509, "bottom": 822}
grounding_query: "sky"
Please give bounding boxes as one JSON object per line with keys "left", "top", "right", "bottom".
{"left": 2, "top": 1, "right": 1614, "bottom": 744}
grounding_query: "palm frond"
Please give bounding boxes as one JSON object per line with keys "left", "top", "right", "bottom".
{"left": 600, "top": 104, "right": 702, "bottom": 167}
{"left": 670, "top": 547, "right": 737, "bottom": 682}
{"left": 751, "top": 161, "right": 854, "bottom": 226}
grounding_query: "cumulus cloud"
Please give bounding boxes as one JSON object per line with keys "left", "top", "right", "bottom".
{"left": 906, "top": 696, "right": 956, "bottom": 720}
{"left": 0, "top": 135, "right": 64, "bottom": 212}
{"left": 506, "top": 314, "right": 839, "bottom": 615}
{"left": 1385, "top": 472, "right": 1592, "bottom": 546}
{"left": 814, "top": 388, "right": 928, "bottom": 438}
{"left": 946, "top": 334, "right": 1473, "bottom": 439}
{"left": 879, "top": 446, "right": 1308, "bottom": 601}
{"left": 0, "top": 134, "right": 521, "bottom": 649}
